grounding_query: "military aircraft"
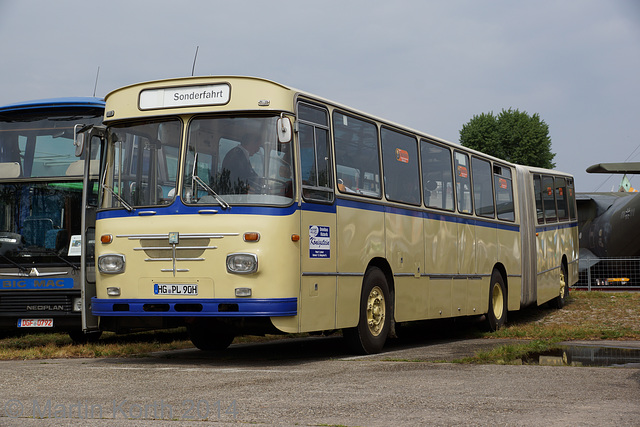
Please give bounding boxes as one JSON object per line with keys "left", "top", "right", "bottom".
{"left": 576, "top": 162, "right": 640, "bottom": 289}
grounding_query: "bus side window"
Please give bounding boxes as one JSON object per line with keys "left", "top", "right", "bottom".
{"left": 533, "top": 174, "right": 544, "bottom": 224}
{"left": 471, "top": 157, "right": 494, "bottom": 218}
{"left": 421, "top": 140, "right": 454, "bottom": 211}
{"left": 567, "top": 178, "right": 577, "bottom": 220}
{"left": 333, "top": 112, "right": 381, "bottom": 198}
{"left": 298, "top": 103, "right": 333, "bottom": 202}
{"left": 454, "top": 151, "right": 472, "bottom": 214}
{"left": 381, "top": 127, "right": 420, "bottom": 205}
{"left": 542, "top": 175, "right": 557, "bottom": 222}
{"left": 555, "top": 177, "right": 568, "bottom": 220}
{"left": 494, "top": 164, "right": 515, "bottom": 221}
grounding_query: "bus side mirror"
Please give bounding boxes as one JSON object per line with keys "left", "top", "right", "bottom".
{"left": 277, "top": 116, "right": 292, "bottom": 144}
{"left": 74, "top": 124, "right": 85, "bottom": 157}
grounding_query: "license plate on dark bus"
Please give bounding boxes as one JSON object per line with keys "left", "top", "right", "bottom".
{"left": 18, "top": 318, "right": 53, "bottom": 328}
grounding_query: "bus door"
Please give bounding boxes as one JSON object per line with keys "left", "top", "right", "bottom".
{"left": 454, "top": 152, "right": 475, "bottom": 316}
{"left": 537, "top": 175, "right": 559, "bottom": 304}
{"left": 297, "top": 103, "right": 337, "bottom": 332}
{"left": 75, "top": 125, "right": 104, "bottom": 332}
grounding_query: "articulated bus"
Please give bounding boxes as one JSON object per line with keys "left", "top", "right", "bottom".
{"left": 0, "top": 97, "right": 104, "bottom": 342}
{"left": 81, "top": 76, "right": 578, "bottom": 354}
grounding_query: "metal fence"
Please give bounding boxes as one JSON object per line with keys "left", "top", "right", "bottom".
{"left": 575, "top": 256, "right": 640, "bottom": 290}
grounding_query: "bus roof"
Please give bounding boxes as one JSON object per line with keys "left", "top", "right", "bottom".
{"left": 0, "top": 97, "right": 105, "bottom": 112}
{"left": 101, "top": 76, "right": 573, "bottom": 178}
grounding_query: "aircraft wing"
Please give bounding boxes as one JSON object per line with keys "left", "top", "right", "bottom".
{"left": 586, "top": 162, "right": 640, "bottom": 174}
{"left": 578, "top": 248, "right": 601, "bottom": 271}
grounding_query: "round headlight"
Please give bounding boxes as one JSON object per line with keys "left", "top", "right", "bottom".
{"left": 226, "top": 253, "right": 258, "bottom": 274}
{"left": 98, "top": 254, "right": 126, "bottom": 274}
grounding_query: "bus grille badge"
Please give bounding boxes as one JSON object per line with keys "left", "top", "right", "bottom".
{"left": 169, "top": 232, "right": 179, "bottom": 276}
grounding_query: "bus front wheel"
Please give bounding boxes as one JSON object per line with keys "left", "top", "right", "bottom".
{"left": 187, "top": 318, "right": 235, "bottom": 351}
{"left": 485, "top": 270, "right": 507, "bottom": 332}
{"left": 343, "top": 267, "right": 391, "bottom": 355}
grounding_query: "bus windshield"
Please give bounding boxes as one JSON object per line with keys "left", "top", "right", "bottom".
{"left": 101, "top": 115, "right": 293, "bottom": 209}
{"left": 0, "top": 107, "right": 102, "bottom": 266}
{"left": 0, "top": 109, "right": 101, "bottom": 178}
{"left": 182, "top": 115, "right": 293, "bottom": 206}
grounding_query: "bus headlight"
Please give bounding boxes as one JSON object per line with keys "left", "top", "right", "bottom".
{"left": 98, "top": 254, "right": 126, "bottom": 274}
{"left": 226, "top": 253, "right": 258, "bottom": 274}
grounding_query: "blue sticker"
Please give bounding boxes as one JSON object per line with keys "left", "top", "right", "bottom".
{"left": 309, "top": 225, "right": 330, "bottom": 258}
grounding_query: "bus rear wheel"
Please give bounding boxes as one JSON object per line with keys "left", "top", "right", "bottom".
{"left": 485, "top": 270, "right": 507, "bottom": 332}
{"left": 343, "top": 267, "right": 390, "bottom": 355}
{"left": 553, "top": 263, "right": 569, "bottom": 309}
{"left": 187, "top": 318, "right": 235, "bottom": 351}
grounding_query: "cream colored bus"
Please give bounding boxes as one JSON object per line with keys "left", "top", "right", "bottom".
{"left": 80, "top": 76, "right": 578, "bottom": 354}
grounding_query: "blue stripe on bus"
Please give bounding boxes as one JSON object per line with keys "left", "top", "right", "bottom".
{"left": 537, "top": 221, "right": 578, "bottom": 232}
{"left": 337, "top": 197, "right": 386, "bottom": 212}
{"left": 301, "top": 202, "right": 337, "bottom": 213}
{"left": 91, "top": 297, "right": 297, "bottom": 317}
{"left": 96, "top": 197, "right": 298, "bottom": 220}
{"left": 337, "top": 198, "right": 520, "bottom": 232}
{"left": 96, "top": 195, "right": 522, "bottom": 232}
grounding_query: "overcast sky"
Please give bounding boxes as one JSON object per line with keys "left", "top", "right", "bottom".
{"left": 1, "top": 0, "right": 638, "bottom": 192}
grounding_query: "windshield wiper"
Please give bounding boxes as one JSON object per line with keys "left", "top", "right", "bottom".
{"left": 0, "top": 252, "right": 29, "bottom": 276}
{"left": 193, "top": 174, "right": 230, "bottom": 209}
{"left": 102, "top": 184, "right": 134, "bottom": 212}
{"left": 100, "top": 167, "right": 133, "bottom": 212}
{"left": 17, "top": 248, "right": 80, "bottom": 272}
{"left": 191, "top": 153, "right": 229, "bottom": 209}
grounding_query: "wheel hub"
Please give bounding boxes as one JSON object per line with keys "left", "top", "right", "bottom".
{"left": 366, "top": 286, "right": 385, "bottom": 336}
{"left": 492, "top": 282, "right": 504, "bottom": 320}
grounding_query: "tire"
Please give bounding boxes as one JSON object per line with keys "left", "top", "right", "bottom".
{"left": 343, "top": 267, "right": 391, "bottom": 355}
{"left": 485, "top": 270, "right": 507, "bottom": 332}
{"left": 553, "top": 263, "right": 569, "bottom": 309}
{"left": 187, "top": 318, "right": 235, "bottom": 351}
{"left": 69, "top": 329, "right": 102, "bottom": 344}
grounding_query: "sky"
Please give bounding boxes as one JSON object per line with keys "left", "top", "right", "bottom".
{"left": 0, "top": 0, "right": 638, "bottom": 192}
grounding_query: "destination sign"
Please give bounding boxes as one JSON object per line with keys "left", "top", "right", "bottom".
{"left": 139, "top": 84, "right": 230, "bottom": 110}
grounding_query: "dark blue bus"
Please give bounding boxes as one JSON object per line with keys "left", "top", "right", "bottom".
{"left": 0, "top": 97, "right": 104, "bottom": 342}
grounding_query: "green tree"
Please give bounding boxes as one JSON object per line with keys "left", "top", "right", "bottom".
{"left": 459, "top": 108, "right": 556, "bottom": 169}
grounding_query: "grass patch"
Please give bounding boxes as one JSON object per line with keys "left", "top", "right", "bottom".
{"left": 0, "top": 328, "right": 193, "bottom": 360}
{"left": 485, "top": 291, "right": 640, "bottom": 341}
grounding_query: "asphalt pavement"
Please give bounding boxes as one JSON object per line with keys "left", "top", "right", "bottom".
{"left": 1, "top": 335, "right": 639, "bottom": 426}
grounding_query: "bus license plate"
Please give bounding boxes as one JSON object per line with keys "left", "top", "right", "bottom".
{"left": 18, "top": 318, "right": 53, "bottom": 328}
{"left": 154, "top": 284, "right": 198, "bottom": 296}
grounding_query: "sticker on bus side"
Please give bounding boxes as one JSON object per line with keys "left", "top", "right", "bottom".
{"left": 395, "top": 148, "right": 409, "bottom": 163}
{"left": 309, "top": 225, "right": 330, "bottom": 259}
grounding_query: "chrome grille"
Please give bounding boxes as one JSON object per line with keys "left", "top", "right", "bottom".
{"left": 117, "top": 232, "right": 238, "bottom": 275}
